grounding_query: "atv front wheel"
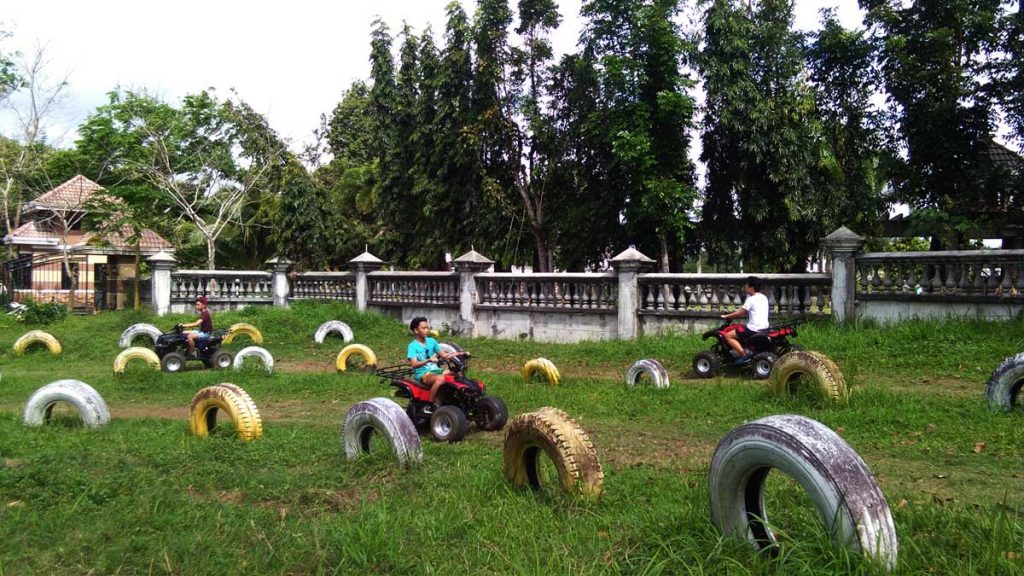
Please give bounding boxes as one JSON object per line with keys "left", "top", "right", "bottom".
{"left": 161, "top": 352, "right": 187, "bottom": 373}
{"left": 474, "top": 396, "right": 509, "bottom": 431}
{"left": 212, "top": 350, "right": 234, "bottom": 370}
{"left": 693, "top": 351, "right": 721, "bottom": 379}
{"left": 751, "top": 352, "right": 778, "bottom": 380}
{"left": 430, "top": 405, "right": 468, "bottom": 443}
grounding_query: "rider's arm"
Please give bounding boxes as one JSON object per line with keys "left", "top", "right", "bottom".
{"left": 721, "top": 308, "right": 748, "bottom": 321}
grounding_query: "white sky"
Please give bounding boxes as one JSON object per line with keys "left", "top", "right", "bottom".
{"left": 2, "top": 0, "right": 864, "bottom": 150}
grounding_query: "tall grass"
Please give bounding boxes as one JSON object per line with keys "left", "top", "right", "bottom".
{"left": 0, "top": 306, "right": 1022, "bottom": 574}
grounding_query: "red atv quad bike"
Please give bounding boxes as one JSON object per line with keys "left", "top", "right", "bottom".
{"left": 375, "top": 353, "right": 509, "bottom": 443}
{"left": 692, "top": 320, "right": 803, "bottom": 380}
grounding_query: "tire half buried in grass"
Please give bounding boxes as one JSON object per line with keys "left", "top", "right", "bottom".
{"left": 189, "top": 383, "right": 263, "bottom": 441}
{"left": 985, "top": 352, "right": 1024, "bottom": 412}
{"left": 343, "top": 397, "right": 422, "bottom": 466}
{"left": 23, "top": 379, "right": 110, "bottom": 428}
{"left": 113, "top": 346, "right": 161, "bottom": 374}
{"left": 709, "top": 414, "right": 898, "bottom": 570}
{"left": 336, "top": 344, "right": 378, "bottom": 372}
{"left": 769, "top": 350, "right": 848, "bottom": 406}
{"left": 503, "top": 407, "right": 603, "bottom": 499}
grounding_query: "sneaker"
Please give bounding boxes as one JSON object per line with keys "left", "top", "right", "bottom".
{"left": 729, "top": 349, "right": 742, "bottom": 359}
{"left": 735, "top": 353, "right": 753, "bottom": 366}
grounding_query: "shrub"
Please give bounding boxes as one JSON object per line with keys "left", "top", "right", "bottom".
{"left": 18, "top": 297, "right": 69, "bottom": 325}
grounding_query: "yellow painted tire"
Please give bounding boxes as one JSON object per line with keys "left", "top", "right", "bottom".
{"left": 336, "top": 344, "right": 378, "bottom": 372}
{"left": 503, "top": 407, "right": 604, "bottom": 499}
{"left": 12, "top": 330, "right": 62, "bottom": 356}
{"left": 189, "top": 384, "right": 262, "bottom": 441}
{"left": 522, "top": 357, "right": 561, "bottom": 386}
{"left": 770, "top": 350, "right": 848, "bottom": 406}
{"left": 113, "top": 347, "right": 161, "bottom": 374}
{"left": 223, "top": 322, "right": 264, "bottom": 345}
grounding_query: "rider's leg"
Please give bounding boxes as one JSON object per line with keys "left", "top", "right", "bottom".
{"left": 425, "top": 373, "right": 446, "bottom": 403}
{"left": 187, "top": 332, "right": 197, "bottom": 356}
{"left": 723, "top": 331, "right": 745, "bottom": 356}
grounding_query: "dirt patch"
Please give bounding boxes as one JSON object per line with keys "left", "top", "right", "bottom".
{"left": 111, "top": 405, "right": 190, "bottom": 420}
{"left": 275, "top": 359, "right": 334, "bottom": 373}
{"left": 590, "top": 424, "right": 715, "bottom": 471}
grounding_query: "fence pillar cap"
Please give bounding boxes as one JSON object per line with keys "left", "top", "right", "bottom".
{"left": 822, "top": 226, "right": 865, "bottom": 252}
{"left": 147, "top": 251, "right": 176, "bottom": 267}
{"left": 349, "top": 250, "right": 385, "bottom": 271}
{"left": 610, "top": 246, "right": 654, "bottom": 271}
{"left": 453, "top": 249, "right": 494, "bottom": 272}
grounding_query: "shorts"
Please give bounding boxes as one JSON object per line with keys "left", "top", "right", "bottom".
{"left": 415, "top": 366, "right": 444, "bottom": 383}
{"left": 191, "top": 331, "right": 210, "bottom": 344}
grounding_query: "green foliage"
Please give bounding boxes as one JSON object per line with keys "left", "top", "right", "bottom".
{"left": 15, "top": 297, "right": 68, "bottom": 325}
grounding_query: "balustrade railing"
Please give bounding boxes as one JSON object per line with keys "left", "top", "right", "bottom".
{"left": 171, "top": 270, "right": 273, "bottom": 302}
{"left": 290, "top": 272, "right": 356, "bottom": 302}
{"left": 856, "top": 250, "right": 1024, "bottom": 302}
{"left": 477, "top": 273, "right": 617, "bottom": 311}
{"left": 368, "top": 272, "right": 459, "bottom": 307}
{"left": 637, "top": 274, "right": 832, "bottom": 317}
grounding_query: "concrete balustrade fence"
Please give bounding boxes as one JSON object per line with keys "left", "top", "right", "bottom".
{"left": 147, "top": 228, "right": 1024, "bottom": 343}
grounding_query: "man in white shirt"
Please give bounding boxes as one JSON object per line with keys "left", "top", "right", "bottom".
{"left": 719, "top": 276, "right": 769, "bottom": 365}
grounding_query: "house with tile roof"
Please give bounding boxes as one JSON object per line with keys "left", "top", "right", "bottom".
{"left": 2, "top": 175, "right": 173, "bottom": 311}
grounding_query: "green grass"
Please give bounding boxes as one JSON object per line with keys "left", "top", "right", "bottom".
{"left": 0, "top": 304, "right": 1022, "bottom": 575}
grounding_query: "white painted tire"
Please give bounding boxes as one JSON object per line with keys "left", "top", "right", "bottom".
{"left": 23, "top": 379, "right": 110, "bottom": 428}
{"left": 342, "top": 397, "right": 422, "bottom": 466}
{"left": 232, "top": 346, "right": 275, "bottom": 373}
{"left": 314, "top": 320, "right": 354, "bottom": 344}
{"left": 986, "top": 352, "right": 1024, "bottom": 412}
{"left": 709, "top": 414, "right": 898, "bottom": 570}
{"left": 625, "top": 359, "right": 670, "bottom": 389}
{"left": 113, "top": 347, "right": 161, "bottom": 374}
{"left": 118, "top": 323, "right": 162, "bottom": 348}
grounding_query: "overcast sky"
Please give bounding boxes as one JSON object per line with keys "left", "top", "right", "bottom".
{"left": 2, "top": 0, "right": 864, "bottom": 150}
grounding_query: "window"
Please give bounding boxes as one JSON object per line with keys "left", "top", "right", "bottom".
{"left": 61, "top": 263, "right": 80, "bottom": 290}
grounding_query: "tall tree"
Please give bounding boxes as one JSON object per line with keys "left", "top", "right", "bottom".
{"left": 861, "top": 0, "right": 1005, "bottom": 248}
{"left": 698, "top": 0, "right": 822, "bottom": 271}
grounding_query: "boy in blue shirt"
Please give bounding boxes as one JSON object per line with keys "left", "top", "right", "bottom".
{"left": 407, "top": 317, "right": 462, "bottom": 401}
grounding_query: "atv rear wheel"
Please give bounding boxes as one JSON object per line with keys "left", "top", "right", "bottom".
{"left": 751, "top": 352, "right": 778, "bottom": 380}
{"left": 693, "top": 351, "right": 721, "bottom": 379}
{"left": 161, "top": 352, "right": 187, "bottom": 373}
{"left": 474, "top": 396, "right": 509, "bottom": 431}
{"left": 430, "top": 405, "right": 468, "bottom": 442}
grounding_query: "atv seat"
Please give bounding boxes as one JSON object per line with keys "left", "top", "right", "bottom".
{"left": 375, "top": 364, "right": 432, "bottom": 390}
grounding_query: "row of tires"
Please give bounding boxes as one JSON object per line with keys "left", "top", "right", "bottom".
{"left": 116, "top": 319, "right": 358, "bottom": 349}
{"left": 342, "top": 397, "right": 898, "bottom": 570}
{"left": 112, "top": 346, "right": 275, "bottom": 374}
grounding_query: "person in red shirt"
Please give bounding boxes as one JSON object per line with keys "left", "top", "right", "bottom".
{"left": 180, "top": 295, "right": 213, "bottom": 357}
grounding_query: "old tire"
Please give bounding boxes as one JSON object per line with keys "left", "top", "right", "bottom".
{"left": 161, "top": 352, "right": 187, "bottom": 373}
{"left": 986, "top": 352, "right": 1024, "bottom": 412}
{"left": 12, "top": 330, "right": 62, "bottom": 356}
{"left": 23, "top": 379, "right": 110, "bottom": 428}
{"left": 430, "top": 405, "right": 469, "bottom": 443}
{"left": 189, "top": 384, "right": 263, "bottom": 441}
{"left": 474, "top": 396, "right": 509, "bottom": 431}
{"left": 770, "top": 350, "right": 848, "bottom": 406}
{"left": 626, "top": 359, "right": 670, "bottom": 388}
{"left": 343, "top": 397, "right": 422, "bottom": 465}
{"left": 503, "top": 407, "right": 604, "bottom": 499}
{"left": 692, "top": 351, "right": 720, "bottom": 379}
{"left": 232, "top": 346, "right": 274, "bottom": 373}
{"left": 223, "top": 322, "right": 264, "bottom": 345}
{"left": 522, "top": 358, "right": 561, "bottom": 385}
{"left": 118, "top": 323, "right": 162, "bottom": 348}
{"left": 314, "top": 320, "right": 354, "bottom": 344}
{"left": 709, "top": 414, "right": 898, "bottom": 570}
{"left": 336, "top": 344, "right": 378, "bottom": 372}
{"left": 752, "top": 352, "right": 778, "bottom": 380}
{"left": 113, "top": 347, "right": 161, "bottom": 374}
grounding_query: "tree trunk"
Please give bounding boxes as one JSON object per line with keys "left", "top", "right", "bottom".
{"left": 532, "top": 225, "right": 552, "bottom": 272}
{"left": 134, "top": 249, "right": 141, "bottom": 311}
{"left": 206, "top": 236, "right": 217, "bottom": 270}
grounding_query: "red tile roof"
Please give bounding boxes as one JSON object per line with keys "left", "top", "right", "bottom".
{"left": 26, "top": 175, "right": 104, "bottom": 211}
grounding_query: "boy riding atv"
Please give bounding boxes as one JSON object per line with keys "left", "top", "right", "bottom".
{"left": 154, "top": 296, "right": 232, "bottom": 372}
{"left": 718, "top": 276, "right": 769, "bottom": 365}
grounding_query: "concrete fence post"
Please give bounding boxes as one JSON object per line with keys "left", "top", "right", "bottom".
{"left": 821, "top": 226, "right": 865, "bottom": 324}
{"left": 610, "top": 247, "right": 655, "bottom": 340}
{"left": 349, "top": 250, "right": 385, "bottom": 311}
{"left": 267, "top": 257, "right": 293, "bottom": 308}
{"left": 452, "top": 250, "right": 494, "bottom": 337}
{"left": 148, "top": 251, "right": 176, "bottom": 317}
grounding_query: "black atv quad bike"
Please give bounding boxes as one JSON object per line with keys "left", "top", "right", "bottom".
{"left": 376, "top": 353, "right": 508, "bottom": 443}
{"left": 692, "top": 320, "right": 803, "bottom": 380}
{"left": 155, "top": 324, "right": 233, "bottom": 373}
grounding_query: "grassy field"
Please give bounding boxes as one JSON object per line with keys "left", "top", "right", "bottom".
{"left": 0, "top": 302, "right": 1022, "bottom": 575}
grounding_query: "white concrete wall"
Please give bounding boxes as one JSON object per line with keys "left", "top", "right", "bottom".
{"left": 476, "top": 309, "right": 617, "bottom": 343}
{"left": 856, "top": 300, "right": 1023, "bottom": 324}
{"left": 640, "top": 315, "right": 721, "bottom": 336}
